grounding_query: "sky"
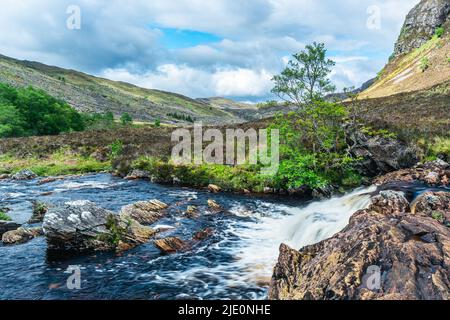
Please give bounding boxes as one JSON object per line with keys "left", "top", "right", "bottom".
{"left": 0, "top": 0, "right": 419, "bottom": 102}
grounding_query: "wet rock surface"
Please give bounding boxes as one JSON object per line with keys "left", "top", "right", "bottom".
{"left": 153, "top": 237, "right": 187, "bottom": 254}
{"left": 2, "top": 227, "right": 43, "bottom": 245}
{"left": 43, "top": 200, "right": 157, "bottom": 252}
{"left": 119, "top": 200, "right": 168, "bottom": 225}
{"left": 0, "top": 221, "right": 21, "bottom": 237}
{"left": 11, "top": 169, "right": 37, "bottom": 181}
{"left": 269, "top": 163, "right": 450, "bottom": 300}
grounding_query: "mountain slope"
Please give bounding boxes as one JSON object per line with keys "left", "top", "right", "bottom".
{"left": 0, "top": 54, "right": 255, "bottom": 124}
{"left": 360, "top": 0, "right": 449, "bottom": 99}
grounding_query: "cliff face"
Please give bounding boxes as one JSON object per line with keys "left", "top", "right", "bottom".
{"left": 393, "top": 0, "right": 450, "bottom": 58}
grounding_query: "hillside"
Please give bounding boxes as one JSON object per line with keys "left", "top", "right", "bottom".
{"left": 360, "top": 0, "right": 450, "bottom": 99}
{"left": 0, "top": 54, "right": 258, "bottom": 124}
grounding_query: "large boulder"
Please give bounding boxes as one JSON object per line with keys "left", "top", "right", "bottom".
{"left": 393, "top": 0, "right": 450, "bottom": 58}
{"left": 347, "top": 129, "right": 419, "bottom": 177}
{"left": 11, "top": 169, "right": 38, "bottom": 180}
{"left": 119, "top": 200, "right": 168, "bottom": 225}
{"left": 269, "top": 189, "right": 450, "bottom": 300}
{"left": 2, "top": 227, "right": 43, "bottom": 245}
{"left": 43, "top": 200, "right": 157, "bottom": 252}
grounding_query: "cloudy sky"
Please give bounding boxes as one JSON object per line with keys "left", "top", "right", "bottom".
{"left": 0, "top": 0, "right": 419, "bottom": 102}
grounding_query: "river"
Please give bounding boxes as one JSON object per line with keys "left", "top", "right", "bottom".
{"left": 0, "top": 173, "right": 390, "bottom": 300}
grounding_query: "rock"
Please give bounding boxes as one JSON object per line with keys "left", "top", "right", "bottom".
{"left": 193, "top": 228, "right": 215, "bottom": 241}
{"left": 125, "top": 169, "right": 151, "bottom": 180}
{"left": 393, "top": 0, "right": 450, "bottom": 58}
{"left": 153, "top": 237, "right": 186, "bottom": 254}
{"left": 369, "top": 191, "right": 410, "bottom": 215}
{"left": 374, "top": 160, "right": 449, "bottom": 187}
{"left": 38, "top": 177, "right": 63, "bottom": 185}
{"left": 347, "top": 128, "right": 419, "bottom": 177}
{"left": 11, "top": 169, "right": 37, "bottom": 180}
{"left": 411, "top": 191, "right": 450, "bottom": 224}
{"left": 269, "top": 188, "right": 450, "bottom": 300}
{"left": 90, "top": 148, "right": 109, "bottom": 162}
{"left": 424, "top": 172, "right": 440, "bottom": 185}
{"left": 2, "top": 227, "right": 43, "bottom": 245}
{"left": 242, "top": 189, "right": 251, "bottom": 194}
{"left": 0, "top": 174, "right": 10, "bottom": 180}
{"left": 208, "top": 184, "right": 222, "bottom": 193}
{"left": 0, "top": 221, "right": 21, "bottom": 237}
{"left": 119, "top": 200, "right": 168, "bottom": 225}
{"left": 43, "top": 200, "right": 157, "bottom": 252}
{"left": 184, "top": 205, "right": 199, "bottom": 218}
{"left": 207, "top": 199, "right": 223, "bottom": 212}
{"left": 28, "top": 201, "right": 48, "bottom": 224}
{"left": 264, "top": 187, "right": 274, "bottom": 194}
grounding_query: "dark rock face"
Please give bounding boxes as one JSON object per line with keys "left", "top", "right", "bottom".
{"left": 43, "top": 200, "right": 157, "bottom": 252}
{"left": 347, "top": 129, "right": 419, "bottom": 177}
{"left": 393, "top": 0, "right": 450, "bottom": 57}
{"left": 11, "top": 169, "right": 37, "bottom": 180}
{"left": 0, "top": 221, "right": 21, "bottom": 237}
{"left": 269, "top": 163, "right": 450, "bottom": 300}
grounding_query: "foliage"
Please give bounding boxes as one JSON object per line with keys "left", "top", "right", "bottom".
{"left": 420, "top": 57, "right": 429, "bottom": 72}
{"left": 154, "top": 118, "right": 161, "bottom": 127}
{"left": 0, "top": 210, "right": 12, "bottom": 221}
{"left": 109, "top": 140, "right": 124, "bottom": 160}
{"left": 435, "top": 27, "right": 444, "bottom": 38}
{"left": 120, "top": 113, "right": 133, "bottom": 126}
{"left": 167, "top": 112, "right": 195, "bottom": 123}
{"left": 0, "top": 83, "right": 84, "bottom": 137}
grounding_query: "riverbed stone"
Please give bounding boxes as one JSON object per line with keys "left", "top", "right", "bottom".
{"left": 119, "top": 200, "right": 168, "bottom": 225}
{"left": 43, "top": 200, "right": 157, "bottom": 252}
{"left": 0, "top": 221, "right": 21, "bottom": 237}
{"left": 2, "top": 227, "right": 43, "bottom": 245}
{"left": 153, "top": 237, "right": 187, "bottom": 254}
{"left": 11, "top": 169, "right": 38, "bottom": 180}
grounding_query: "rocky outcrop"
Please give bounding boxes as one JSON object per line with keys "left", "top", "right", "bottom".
{"left": 2, "top": 227, "right": 43, "bottom": 245}
{"left": 0, "top": 221, "right": 21, "bottom": 237}
{"left": 269, "top": 163, "right": 450, "bottom": 300}
{"left": 28, "top": 201, "right": 48, "bottom": 224}
{"left": 208, "top": 184, "right": 222, "bottom": 193}
{"left": 43, "top": 200, "right": 157, "bottom": 252}
{"left": 153, "top": 237, "right": 187, "bottom": 254}
{"left": 11, "top": 169, "right": 37, "bottom": 180}
{"left": 347, "top": 128, "right": 419, "bottom": 176}
{"left": 393, "top": 0, "right": 450, "bottom": 58}
{"left": 125, "top": 169, "right": 151, "bottom": 180}
{"left": 119, "top": 200, "right": 168, "bottom": 225}
{"left": 374, "top": 160, "right": 449, "bottom": 186}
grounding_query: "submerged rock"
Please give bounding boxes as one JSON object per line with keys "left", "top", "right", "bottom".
{"left": 2, "top": 227, "right": 43, "bottom": 245}
{"left": 0, "top": 221, "right": 21, "bottom": 237}
{"left": 119, "top": 200, "right": 168, "bottom": 225}
{"left": 11, "top": 169, "right": 38, "bottom": 181}
{"left": 43, "top": 200, "right": 157, "bottom": 252}
{"left": 193, "top": 228, "right": 215, "bottom": 241}
{"left": 269, "top": 179, "right": 450, "bottom": 300}
{"left": 153, "top": 237, "right": 186, "bottom": 254}
{"left": 0, "top": 174, "right": 10, "bottom": 180}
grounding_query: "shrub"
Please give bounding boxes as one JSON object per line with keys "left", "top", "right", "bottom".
{"left": 420, "top": 57, "right": 429, "bottom": 72}
{"left": 435, "top": 27, "right": 444, "bottom": 38}
{"left": 109, "top": 140, "right": 124, "bottom": 160}
{"left": 154, "top": 118, "right": 161, "bottom": 127}
{"left": 120, "top": 113, "right": 133, "bottom": 126}
{"left": 0, "top": 210, "right": 12, "bottom": 221}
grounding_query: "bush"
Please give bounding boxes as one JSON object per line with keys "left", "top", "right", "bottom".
{"left": 120, "top": 113, "right": 133, "bottom": 126}
{"left": 420, "top": 57, "right": 429, "bottom": 72}
{"left": 435, "top": 27, "right": 444, "bottom": 38}
{"left": 154, "top": 118, "right": 161, "bottom": 127}
{"left": 0, "top": 210, "right": 12, "bottom": 221}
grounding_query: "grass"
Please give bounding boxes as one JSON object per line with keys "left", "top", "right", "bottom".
{"left": 0, "top": 211, "right": 12, "bottom": 221}
{"left": 0, "top": 148, "right": 111, "bottom": 177}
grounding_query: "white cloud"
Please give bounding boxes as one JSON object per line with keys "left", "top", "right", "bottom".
{"left": 0, "top": 0, "right": 420, "bottom": 99}
{"left": 102, "top": 65, "right": 273, "bottom": 98}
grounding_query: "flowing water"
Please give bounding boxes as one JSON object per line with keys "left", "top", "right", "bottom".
{"left": 0, "top": 174, "right": 440, "bottom": 300}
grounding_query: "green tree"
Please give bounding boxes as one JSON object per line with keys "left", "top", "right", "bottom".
{"left": 120, "top": 113, "right": 133, "bottom": 126}
{"left": 0, "top": 104, "right": 25, "bottom": 137}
